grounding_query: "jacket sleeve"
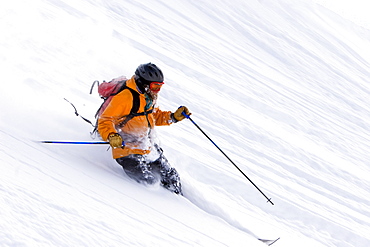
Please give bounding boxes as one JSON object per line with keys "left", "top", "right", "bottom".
{"left": 152, "top": 107, "right": 173, "bottom": 126}
{"left": 98, "top": 91, "right": 133, "bottom": 141}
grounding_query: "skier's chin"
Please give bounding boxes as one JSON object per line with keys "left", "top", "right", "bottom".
{"left": 146, "top": 89, "right": 159, "bottom": 102}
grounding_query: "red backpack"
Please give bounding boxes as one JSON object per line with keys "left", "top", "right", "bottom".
{"left": 91, "top": 76, "right": 129, "bottom": 118}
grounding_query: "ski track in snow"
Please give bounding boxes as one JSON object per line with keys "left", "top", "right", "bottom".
{"left": 1, "top": 0, "right": 370, "bottom": 246}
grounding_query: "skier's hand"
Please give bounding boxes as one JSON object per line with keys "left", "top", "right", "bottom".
{"left": 108, "top": 133, "right": 124, "bottom": 148}
{"left": 173, "top": 106, "right": 191, "bottom": 122}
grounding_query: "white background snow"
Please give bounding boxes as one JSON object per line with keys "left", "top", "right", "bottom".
{"left": 1, "top": 0, "right": 370, "bottom": 246}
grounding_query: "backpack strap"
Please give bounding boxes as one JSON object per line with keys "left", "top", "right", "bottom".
{"left": 115, "top": 87, "right": 139, "bottom": 128}
{"left": 126, "top": 87, "right": 140, "bottom": 115}
{"left": 109, "top": 80, "right": 140, "bottom": 114}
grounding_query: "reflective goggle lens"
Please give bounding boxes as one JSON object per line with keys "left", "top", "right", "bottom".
{"left": 149, "top": 82, "right": 164, "bottom": 92}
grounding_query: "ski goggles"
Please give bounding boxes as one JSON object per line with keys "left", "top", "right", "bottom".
{"left": 149, "top": 81, "right": 164, "bottom": 92}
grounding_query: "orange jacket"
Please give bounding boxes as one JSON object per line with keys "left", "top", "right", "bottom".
{"left": 98, "top": 76, "right": 173, "bottom": 159}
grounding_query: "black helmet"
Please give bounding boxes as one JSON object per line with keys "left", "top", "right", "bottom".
{"left": 135, "top": 63, "right": 164, "bottom": 83}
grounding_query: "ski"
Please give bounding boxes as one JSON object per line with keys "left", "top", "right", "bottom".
{"left": 258, "top": 237, "right": 280, "bottom": 246}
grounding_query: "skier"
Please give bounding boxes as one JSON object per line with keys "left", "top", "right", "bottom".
{"left": 98, "top": 63, "right": 190, "bottom": 194}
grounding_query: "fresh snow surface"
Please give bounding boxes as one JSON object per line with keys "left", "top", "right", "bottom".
{"left": 1, "top": 0, "right": 370, "bottom": 246}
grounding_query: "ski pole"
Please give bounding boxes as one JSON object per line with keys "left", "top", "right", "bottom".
{"left": 182, "top": 111, "right": 274, "bottom": 205}
{"left": 39, "top": 141, "right": 109, "bottom": 145}
{"left": 64, "top": 98, "right": 95, "bottom": 128}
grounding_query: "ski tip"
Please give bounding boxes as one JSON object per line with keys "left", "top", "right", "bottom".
{"left": 258, "top": 237, "right": 280, "bottom": 246}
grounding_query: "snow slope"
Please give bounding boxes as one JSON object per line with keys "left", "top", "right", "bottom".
{"left": 1, "top": 0, "right": 370, "bottom": 246}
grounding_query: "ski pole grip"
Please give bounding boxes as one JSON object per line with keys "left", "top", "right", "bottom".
{"left": 182, "top": 111, "right": 190, "bottom": 119}
{"left": 178, "top": 106, "right": 190, "bottom": 119}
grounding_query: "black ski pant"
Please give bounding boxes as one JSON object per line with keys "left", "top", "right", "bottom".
{"left": 116, "top": 153, "right": 182, "bottom": 194}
